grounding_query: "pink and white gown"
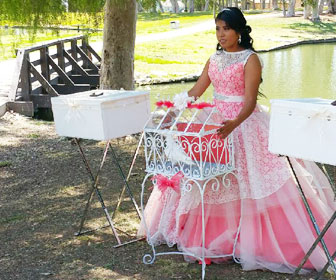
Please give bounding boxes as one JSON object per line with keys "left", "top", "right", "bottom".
{"left": 138, "top": 49, "right": 336, "bottom": 273}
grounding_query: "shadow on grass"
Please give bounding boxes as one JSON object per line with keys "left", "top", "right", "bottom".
{"left": 0, "top": 116, "right": 325, "bottom": 280}
{"left": 138, "top": 11, "right": 212, "bottom": 22}
{"left": 288, "top": 21, "right": 336, "bottom": 34}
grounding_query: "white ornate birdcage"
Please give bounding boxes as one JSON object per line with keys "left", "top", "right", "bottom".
{"left": 143, "top": 101, "right": 235, "bottom": 180}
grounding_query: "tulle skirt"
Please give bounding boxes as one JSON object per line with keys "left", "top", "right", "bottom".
{"left": 138, "top": 107, "right": 336, "bottom": 274}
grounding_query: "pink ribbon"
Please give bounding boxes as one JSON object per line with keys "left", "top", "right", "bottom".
{"left": 155, "top": 100, "right": 214, "bottom": 109}
{"left": 155, "top": 100, "right": 174, "bottom": 108}
{"left": 152, "top": 172, "right": 184, "bottom": 193}
{"left": 187, "top": 102, "right": 214, "bottom": 109}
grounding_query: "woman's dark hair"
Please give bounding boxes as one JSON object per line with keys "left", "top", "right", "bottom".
{"left": 215, "top": 7, "right": 255, "bottom": 51}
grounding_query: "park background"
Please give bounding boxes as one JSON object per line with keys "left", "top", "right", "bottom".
{"left": 0, "top": 0, "right": 336, "bottom": 279}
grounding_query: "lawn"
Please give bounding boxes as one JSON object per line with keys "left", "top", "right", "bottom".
{"left": 134, "top": 12, "right": 336, "bottom": 80}
{"left": 1, "top": 11, "right": 336, "bottom": 80}
{"left": 1, "top": 112, "right": 334, "bottom": 280}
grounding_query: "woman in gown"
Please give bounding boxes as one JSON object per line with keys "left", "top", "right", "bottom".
{"left": 139, "top": 7, "right": 336, "bottom": 274}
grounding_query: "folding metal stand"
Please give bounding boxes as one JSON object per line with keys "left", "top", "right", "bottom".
{"left": 74, "top": 134, "right": 144, "bottom": 248}
{"left": 286, "top": 157, "right": 336, "bottom": 279}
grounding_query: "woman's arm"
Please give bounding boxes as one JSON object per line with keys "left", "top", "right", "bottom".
{"left": 217, "top": 54, "right": 262, "bottom": 139}
{"left": 187, "top": 59, "right": 211, "bottom": 100}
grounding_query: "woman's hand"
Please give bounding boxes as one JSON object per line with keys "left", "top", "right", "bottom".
{"left": 217, "top": 119, "right": 238, "bottom": 139}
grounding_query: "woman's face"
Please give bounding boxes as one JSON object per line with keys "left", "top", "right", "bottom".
{"left": 216, "top": 19, "right": 240, "bottom": 52}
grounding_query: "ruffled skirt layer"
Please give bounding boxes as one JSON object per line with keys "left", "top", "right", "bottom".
{"left": 138, "top": 108, "right": 336, "bottom": 274}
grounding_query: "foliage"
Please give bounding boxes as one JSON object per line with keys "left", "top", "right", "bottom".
{"left": 67, "top": 0, "right": 105, "bottom": 12}
{"left": 0, "top": 0, "right": 65, "bottom": 26}
{"left": 139, "top": 0, "right": 157, "bottom": 11}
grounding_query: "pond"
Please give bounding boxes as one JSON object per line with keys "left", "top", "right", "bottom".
{"left": 138, "top": 43, "right": 336, "bottom": 108}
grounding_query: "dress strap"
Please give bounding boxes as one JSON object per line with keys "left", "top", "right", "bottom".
{"left": 213, "top": 92, "right": 244, "bottom": 103}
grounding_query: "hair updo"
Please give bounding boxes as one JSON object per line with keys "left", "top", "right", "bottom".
{"left": 215, "top": 7, "right": 255, "bottom": 51}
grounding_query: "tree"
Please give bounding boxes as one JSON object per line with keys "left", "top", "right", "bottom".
{"left": 272, "top": 0, "right": 279, "bottom": 10}
{"left": 189, "top": 0, "right": 195, "bottom": 12}
{"left": 303, "top": 0, "right": 312, "bottom": 18}
{"left": 282, "top": 0, "right": 287, "bottom": 16}
{"left": 306, "top": 0, "right": 320, "bottom": 20}
{"left": 287, "top": 0, "right": 296, "bottom": 16}
{"left": 0, "top": 0, "right": 138, "bottom": 90}
{"left": 170, "top": 0, "right": 180, "bottom": 12}
{"left": 318, "top": 0, "right": 324, "bottom": 14}
{"left": 204, "top": 0, "right": 210, "bottom": 11}
{"left": 0, "top": 0, "right": 65, "bottom": 26}
{"left": 100, "top": 0, "right": 137, "bottom": 90}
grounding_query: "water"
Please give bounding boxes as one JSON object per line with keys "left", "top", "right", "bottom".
{"left": 139, "top": 43, "right": 336, "bottom": 108}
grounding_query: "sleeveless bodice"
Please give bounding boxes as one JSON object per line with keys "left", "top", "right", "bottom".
{"left": 208, "top": 49, "right": 255, "bottom": 119}
{"left": 208, "top": 49, "right": 254, "bottom": 96}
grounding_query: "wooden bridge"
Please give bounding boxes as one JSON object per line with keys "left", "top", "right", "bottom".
{"left": 1, "top": 35, "right": 101, "bottom": 117}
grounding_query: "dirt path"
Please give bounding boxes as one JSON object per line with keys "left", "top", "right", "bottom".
{"left": 1, "top": 112, "right": 333, "bottom": 280}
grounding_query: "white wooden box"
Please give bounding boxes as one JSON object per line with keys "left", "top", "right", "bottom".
{"left": 51, "top": 90, "right": 150, "bottom": 141}
{"left": 268, "top": 98, "right": 336, "bottom": 165}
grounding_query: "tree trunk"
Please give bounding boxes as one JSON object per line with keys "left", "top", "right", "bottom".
{"left": 170, "top": 0, "right": 180, "bottom": 12}
{"left": 311, "top": 2, "right": 320, "bottom": 20}
{"left": 157, "top": 1, "right": 164, "bottom": 12}
{"left": 272, "top": 0, "right": 279, "bottom": 9}
{"left": 137, "top": 1, "right": 143, "bottom": 12}
{"left": 252, "top": 0, "right": 256, "bottom": 9}
{"left": 204, "top": 0, "right": 210, "bottom": 10}
{"left": 213, "top": 0, "right": 217, "bottom": 17}
{"left": 262, "top": 0, "right": 266, "bottom": 8}
{"left": 304, "top": 2, "right": 312, "bottom": 18}
{"left": 235, "top": 0, "right": 238, "bottom": 8}
{"left": 327, "top": 0, "right": 333, "bottom": 12}
{"left": 287, "top": 0, "right": 296, "bottom": 16}
{"left": 318, "top": 0, "right": 324, "bottom": 13}
{"left": 282, "top": 0, "right": 287, "bottom": 16}
{"left": 183, "top": 0, "right": 187, "bottom": 11}
{"left": 100, "top": 0, "right": 137, "bottom": 90}
{"left": 152, "top": 1, "right": 157, "bottom": 12}
{"left": 189, "top": 0, "right": 194, "bottom": 12}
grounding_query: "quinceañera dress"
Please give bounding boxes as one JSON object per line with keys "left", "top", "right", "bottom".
{"left": 139, "top": 49, "right": 336, "bottom": 273}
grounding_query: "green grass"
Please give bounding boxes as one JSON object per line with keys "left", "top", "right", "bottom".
{"left": 247, "top": 15, "right": 336, "bottom": 50}
{"left": 27, "top": 133, "right": 40, "bottom": 138}
{"left": 0, "top": 161, "right": 11, "bottom": 167}
{"left": 0, "top": 214, "right": 25, "bottom": 224}
{"left": 134, "top": 13, "right": 336, "bottom": 79}
{"left": 137, "top": 11, "right": 213, "bottom": 35}
{"left": 135, "top": 29, "right": 216, "bottom": 79}
{"left": 0, "top": 11, "right": 214, "bottom": 61}
{"left": 0, "top": 28, "right": 79, "bottom": 60}
{"left": 1, "top": 11, "right": 336, "bottom": 81}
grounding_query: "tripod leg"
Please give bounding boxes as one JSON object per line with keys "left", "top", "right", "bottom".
{"left": 90, "top": 141, "right": 121, "bottom": 244}
{"left": 294, "top": 211, "right": 336, "bottom": 275}
{"left": 287, "top": 157, "right": 335, "bottom": 275}
{"left": 75, "top": 139, "right": 121, "bottom": 244}
{"left": 109, "top": 140, "right": 142, "bottom": 219}
{"left": 74, "top": 138, "right": 96, "bottom": 235}
{"left": 315, "top": 250, "right": 336, "bottom": 280}
{"left": 112, "top": 133, "right": 144, "bottom": 220}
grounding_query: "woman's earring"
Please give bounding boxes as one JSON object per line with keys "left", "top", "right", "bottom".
{"left": 238, "top": 35, "right": 241, "bottom": 44}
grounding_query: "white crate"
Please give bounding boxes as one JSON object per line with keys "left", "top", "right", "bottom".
{"left": 51, "top": 90, "right": 150, "bottom": 141}
{"left": 269, "top": 98, "right": 336, "bottom": 165}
